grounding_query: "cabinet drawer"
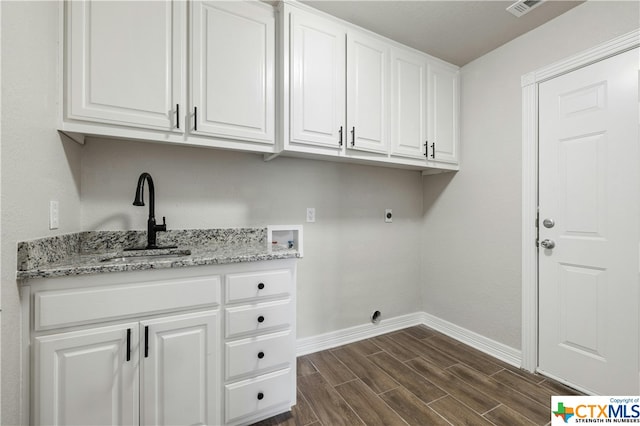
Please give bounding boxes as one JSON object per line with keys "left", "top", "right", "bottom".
{"left": 225, "top": 299, "right": 293, "bottom": 338}
{"left": 225, "top": 269, "right": 291, "bottom": 303}
{"left": 35, "top": 276, "right": 221, "bottom": 330}
{"left": 225, "top": 368, "right": 293, "bottom": 423}
{"left": 225, "top": 330, "right": 293, "bottom": 380}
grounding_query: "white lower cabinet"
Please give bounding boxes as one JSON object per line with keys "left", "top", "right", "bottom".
{"left": 223, "top": 269, "right": 296, "bottom": 425}
{"left": 141, "top": 312, "right": 219, "bottom": 426}
{"left": 35, "top": 323, "right": 140, "bottom": 426}
{"left": 26, "top": 260, "right": 297, "bottom": 426}
{"left": 225, "top": 368, "right": 294, "bottom": 423}
{"left": 34, "top": 311, "right": 219, "bottom": 426}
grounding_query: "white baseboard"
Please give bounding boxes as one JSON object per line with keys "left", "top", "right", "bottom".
{"left": 296, "top": 311, "right": 522, "bottom": 369}
{"left": 420, "top": 312, "right": 522, "bottom": 368}
{"left": 296, "top": 312, "right": 424, "bottom": 356}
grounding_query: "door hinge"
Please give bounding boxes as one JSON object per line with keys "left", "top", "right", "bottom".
{"left": 535, "top": 207, "right": 540, "bottom": 247}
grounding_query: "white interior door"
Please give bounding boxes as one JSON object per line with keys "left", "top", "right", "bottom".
{"left": 538, "top": 48, "right": 639, "bottom": 394}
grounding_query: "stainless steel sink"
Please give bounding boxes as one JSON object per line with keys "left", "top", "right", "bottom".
{"left": 100, "top": 249, "right": 191, "bottom": 263}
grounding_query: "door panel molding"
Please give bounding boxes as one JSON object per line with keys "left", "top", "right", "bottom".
{"left": 520, "top": 28, "right": 639, "bottom": 374}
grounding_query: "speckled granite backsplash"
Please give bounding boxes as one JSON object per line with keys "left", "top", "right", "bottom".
{"left": 18, "top": 228, "right": 267, "bottom": 271}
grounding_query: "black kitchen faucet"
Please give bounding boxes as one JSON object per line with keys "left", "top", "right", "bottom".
{"left": 131, "top": 172, "right": 175, "bottom": 249}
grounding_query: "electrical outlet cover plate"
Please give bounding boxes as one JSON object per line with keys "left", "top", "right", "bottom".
{"left": 49, "top": 200, "right": 59, "bottom": 229}
{"left": 306, "top": 207, "right": 316, "bottom": 223}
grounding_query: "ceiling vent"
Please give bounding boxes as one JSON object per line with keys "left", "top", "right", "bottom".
{"left": 506, "top": 0, "right": 544, "bottom": 17}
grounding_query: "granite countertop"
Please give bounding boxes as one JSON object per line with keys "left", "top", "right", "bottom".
{"left": 17, "top": 228, "right": 300, "bottom": 280}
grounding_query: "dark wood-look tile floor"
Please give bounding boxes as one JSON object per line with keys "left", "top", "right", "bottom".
{"left": 252, "top": 326, "right": 582, "bottom": 426}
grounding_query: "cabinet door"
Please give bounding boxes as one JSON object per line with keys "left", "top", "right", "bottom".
{"left": 191, "top": 1, "right": 275, "bottom": 144}
{"left": 35, "top": 323, "right": 139, "bottom": 426}
{"left": 141, "top": 310, "right": 220, "bottom": 426}
{"left": 390, "top": 47, "right": 428, "bottom": 159}
{"left": 347, "top": 31, "right": 390, "bottom": 154}
{"left": 290, "top": 10, "right": 346, "bottom": 150}
{"left": 66, "top": 1, "right": 185, "bottom": 132}
{"left": 428, "top": 62, "right": 460, "bottom": 165}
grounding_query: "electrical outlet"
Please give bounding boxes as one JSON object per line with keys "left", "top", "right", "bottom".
{"left": 306, "top": 207, "right": 316, "bottom": 223}
{"left": 49, "top": 200, "right": 59, "bottom": 230}
{"left": 385, "top": 208, "right": 392, "bottom": 223}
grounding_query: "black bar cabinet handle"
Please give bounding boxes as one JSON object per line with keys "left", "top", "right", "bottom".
{"left": 430, "top": 142, "right": 436, "bottom": 159}
{"left": 350, "top": 127, "right": 355, "bottom": 146}
{"left": 424, "top": 141, "right": 428, "bottom": 157}
{"left": 176, "top": 104, "right": 180, "bottom": 129}
{"left": 126, "top": 328, "right": 131, "bottom": 362}
{"left": 194, "top": 107, "right": 198, "bottom": 131}
{"left": 144, "top": 326, "right": 149, "bottom": 358}
{"left": 338, "top": 126, "right": 343, "bottom": 146}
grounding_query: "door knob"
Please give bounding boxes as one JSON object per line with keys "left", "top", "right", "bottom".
{"left": 540, "top": 239, "right": 555, "bottom": 249}
{"left": 543, "top": 218, "right": 555, "bottom": 228}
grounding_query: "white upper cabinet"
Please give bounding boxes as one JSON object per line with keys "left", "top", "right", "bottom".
{"left": 191, "top": 1, "right": 275, "bottom": 144}
{"left": 61, "top": 0, "right": 459, "bottom": 170}
{"left": 282, "top": 2, "right": 459, "bottom": 171}
{"left": 65, "top": 0, "right": 185, "bottom": 132}
{"left": 288, "top": 9, "right": 391, "bottom": 155}
{"left": 346, "top": 31, "right": 390, "bottom": 154}
{"left": 390, "top": 47, "right": 428, "bottom": 160}
{"left": 289, "top": 9, "right": 346, "bottom": 150}
{"left": 427, "top": 62, "right": 460, "bottom": 165}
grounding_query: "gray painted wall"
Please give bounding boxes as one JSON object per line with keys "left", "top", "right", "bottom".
{"left": 421, "top": 1, "right": 640, "bottom": 350}
{"left": 1, "top": 2, "right": 83, "bottom": 422}
{"left": 80, "top": 138, "right": 425, "bottom": 339}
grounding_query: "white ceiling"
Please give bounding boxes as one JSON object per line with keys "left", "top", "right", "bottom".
{"left": 300, "top": 0, "right": 584, "bottom": 66}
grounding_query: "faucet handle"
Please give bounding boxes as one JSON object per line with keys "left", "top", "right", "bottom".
{"left": 156, "top": 216, "right": 167, "bottom": 232}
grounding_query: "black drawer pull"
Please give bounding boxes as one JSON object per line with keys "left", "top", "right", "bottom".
{"left": 258, "top": 351, "right": 265, "bottom": 359}
{"left": 126, "top": 328, "right": 131, "bottom": 362}
{"left": 144, "top": 326, "right": 149, "bottom": 358}
{"left": 257, "top": 315, "right": 265, "bottom": 323}
{"left": 258, "top": 282, "right": 265, "bottom": 290}
{"left": 257, "top": 392, "right": 264, "bottom": 401}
